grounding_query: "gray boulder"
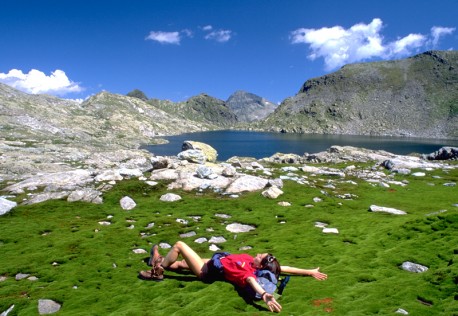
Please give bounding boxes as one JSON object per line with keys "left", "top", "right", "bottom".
{"left": 120, "top": 196, "right": 136, "bottom": 210}
{"left": 38, "top": 299, "right": 61, "bottom": 315}
{"left": 401, "top": 261, "right": 428, "bottom": 273}
{"left": 369, "top": 205, "right": 407, "bottom": 215}
{"left": 226, "top": 223, "right": 256, "bottom": 233}
{"left": 424, "top": 146, "right": 458, "bottom": 160}
{"left": 0, "top": 198, "right": 17, "bottom": 216}
{"left": 177, "top": 149, "right": 206, "bottom": 164}
{"left": 160, "top": 193, "right": 182, "bottom": 202}
{"left": 196, "top": 165, "right": 214, "bottom": 179}
{"left": 261, "top": 186, "right": 283, "bottom": 199}
{"left": 182, "top": 141, "right": 218, "bottom": 162}
{"left": 225, "top": 175, "right": 269, "bottom": 194}
{"left": 67, "top": 189, "right": 103, "bottom": 204}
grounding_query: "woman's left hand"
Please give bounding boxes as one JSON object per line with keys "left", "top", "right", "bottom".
{"left": 310, "top": 267, "right": 327, "bottom": 281}
{"left": 263, "top": 293, "right": 282, "bottom": 313}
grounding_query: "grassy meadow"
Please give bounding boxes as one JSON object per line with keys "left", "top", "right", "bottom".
{"left": 0, "top": 162, "right": 457, "bottom": 315}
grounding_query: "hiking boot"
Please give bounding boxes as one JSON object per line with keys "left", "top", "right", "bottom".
{"left": 139, "top": 269, "right": 164, "bottom": 281}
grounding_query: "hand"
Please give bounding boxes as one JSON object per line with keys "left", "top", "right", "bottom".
{"left": 309, "top": 267, "right": 327, "bottom": 281}
{"left": 263, "top": 293, "right": 282, "bottom": 313}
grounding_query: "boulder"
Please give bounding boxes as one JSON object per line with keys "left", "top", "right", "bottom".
{"left": 0, "top": 198, "right": 17, "bottom": 216}
{"left": 424, "top": 146, "right": 458, "bottom": 160}
{"left": 150, "top": 169, "right": 179, "bottom": 181}
{"left": 196, "top": 165, "right": 214, "bottom": 179}
{"left": 177, "top": 149, "right": 206, "bottom": 164}
{"left": 120, "top": 196, "right": 136, "bottom": 210}
{"left": 261, "top": 186, "right": 284, "bottom": 199}
{"left": 369, "top": 205, "right": 407, "bottom": 215}
{"left": 225, "top": 175, "right": 269, "bottom": 194}
{"left": 182, "top": 141, "right": 218, "bottom": 162}
{"left": 38, "top": 299, "right": 61, "bottom": 315}
{"left": 160, "top": 193, "right": 182, "bottom": 202}
{"left": 226, "top": 223, "right": 256, "bottom": 233}
{"left": 401, "top": 261, "right": 428, "bottom": 273}
{"left": 67, "top": 189, "right": 103, "bottom": 204}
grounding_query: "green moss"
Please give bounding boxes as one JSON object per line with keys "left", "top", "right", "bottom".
{"left": 1, "top": 166, "right": 457, "bottom": 315}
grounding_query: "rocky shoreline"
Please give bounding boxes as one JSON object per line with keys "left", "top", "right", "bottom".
{"left": 1, "top": 140, "right": 456, "bottom": 215}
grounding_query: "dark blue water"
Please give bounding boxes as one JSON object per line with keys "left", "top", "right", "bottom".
{"left": 142, "top": 130, "right": 458, "bottom": 161}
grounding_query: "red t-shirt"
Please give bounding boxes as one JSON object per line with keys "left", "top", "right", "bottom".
{"left": 220, "top": 254, "right": 256, "bottom": 287}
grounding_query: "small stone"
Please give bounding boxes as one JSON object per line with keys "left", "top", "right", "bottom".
{"left": 209, "top": 236, "right": 226, "bottom": 244}
{"left": 322, "top": 228, "right": 339, "bottom": 234}
{"left": 215, "top": 213, "right": 231, "bottom": 219}
{"left": 15, "top": 273, "right": 30, "bottom": 280}
{"left": 226, "top": 223, "right": 256, "bottom": 233}
{"left": 176, "top": 218, "right": 189, "bottom": 225}
{"left": 315, "top": 222, "right": 328, "bottom": 228}
{"left": 120, "top": 196, "right": 136, "bottom": 210}
{"left": 180, "top": 231, "right": 197, "bottom": 238}
{"left": 209, "top": 244, "right": 220, "bottom": 251}
{"left": 395, "top": 308, "right": 409, "bottom": 314}
{"left": 194, "top": 237, "right": 207, "bottom": 244}
{"left": 27, "top": 276, "right": 39, "bottom": 281}
{"left": 98, "top": 221, "right": 111, "bottom": 226}
{"left": 313, "top": 197, "right": 322, "bottom": 203}
{"left": 444, "top": 182, "right": 456, "bottom": 187}
{"left": 412, "top": 172, "right": 426, "bottom": 177}
{"left": 132, "top": 248, "right": 147, "bottom": 254}
{"left": 160, "top": 193, "right": 182, "bottom": 202}
{"left": 369, "top": 205, "right": 407, "bottom": 215}
{"left": 278, "top": 201, "right": 291, "bottom": 206}
{"left": 401, "top": 261, "right": 428, "bottom": 273}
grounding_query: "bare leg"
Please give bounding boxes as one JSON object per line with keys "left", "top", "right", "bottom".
{"left": 160, "top": 241, "right": 207, "bottom": 278}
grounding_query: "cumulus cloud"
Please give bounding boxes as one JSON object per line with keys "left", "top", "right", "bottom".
{"left": 290, "top": 18, "right": 455, "bottom": 70}
{"left": 0, "top": 69, "right": 83, "bottom": 95}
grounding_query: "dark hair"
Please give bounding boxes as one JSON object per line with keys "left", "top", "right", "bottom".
{"left": 261, "top": 254, "right": 281, "bottom": 279}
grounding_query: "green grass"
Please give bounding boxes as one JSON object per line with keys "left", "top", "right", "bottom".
{"left": 0, "top": 165, "right": 457, "bottom": 315}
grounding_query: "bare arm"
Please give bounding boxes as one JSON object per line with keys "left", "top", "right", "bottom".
{"left": 280, "top": 266, "right": 327, "bottom": 281}
{"left": 246, "top": 277, "right": 282, "bottom": 313}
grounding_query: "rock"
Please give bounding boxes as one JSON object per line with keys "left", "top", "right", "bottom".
{"left": 225, "top": 175, "right": 268, "bottom": 194}
{"left": 1, "top": 305, "right": 14, "bottom": 316}
{"left": 251, "top": 161, "right": 264, "bottom": 169}
{"left": 268, "top": 178, "right": 284, "bottom": 188}
{"left": 15, "top": 273, "right": 30, "bottom": 280}
{"left": 150, "top": 156, "right": 170, "bottom": 169}
{"left": 261, "top": 186, "right": 284, "bottom": 199}
{"left": 209, "top": 236, "right": 227, "bottom": 243}
{"left": 424, "top": 146, "right": 458, "bottom": 160}
{"left": 196, "top": 165, "right": 214, "bottom": 179}
{"left": 269, "top": 153, "right": 303, "bottom": 164}
{"left": 94, "top": 169, "right": 123, "bottom": 182}
{"left": 215, "top": 213, "right": 231, "bottom": 219}
{"left": 132, "top": 249, "right": 147, "bottom": 254}
{"left": 278, "top": 201, "right": 291, "bottom": 206}
{"left": 0, "top": 198, "right": 17, "bottom": 216}
{"left": 395, "top": 308, "right": 409, "bottom": 314}
{"left": 412, "top": 172, "right": 426, "bottom": 177}
{"left": 226, "top": 223, "right": 256, "bottom": 233}
{"left": 38, "top": 299, "right": 61, "bottom": 315}
{"left": 180, "top": 231, "right": 196, "bottom": 238}
{"left": 313, "top": 197, "right": 322, "bottom": 203}
{"left": 369, "top": 205, "right": 407, "bottom": 215}
{"left": 221, "top": 165, "right": 237, "bottom": 177}
{"left": 150, "top": 169, "right": 179, "bottom": 181}
{"left": 194, "top": 237, "right": 207, "bottom": 244}
{"left": 23, "top": 192, "right": 69, "bottom": 205}
{"left": 160, "top": 193, "right": 182, "bottom": 202}
{"left": 67, "top": 189, "right": 103, "bottom": 204}
{"left": 118, "top": 168, "right": 143, "bottom": 178}
{"left": 177, "top": 149, "right": 206, "bottom": 164}
{"left": 401, "top": 261, "right": 428, "bottom": 273}
{"left": 98, "top": 221, "right": 111, "bottom": 226}
{"left": 182, "top": 141, "right": 218, "bottom": 162}
{"left": 145, "top": 180, "right": 158, "bottom": 186}
{"left": 120, "top": 196, "right": 136, "bottom": 210}
{"left": 322, "top": 228, "right": 339, "bottom": 234}
{"left": 209, "top": 244, "right": 220, "bottom": 251}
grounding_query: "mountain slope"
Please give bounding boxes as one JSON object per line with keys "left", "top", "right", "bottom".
{"left": 257, "top": 50, "right": 458, "bottom": 139}
{"left": 225, "top": 90, "right": 278, "bottom": 122}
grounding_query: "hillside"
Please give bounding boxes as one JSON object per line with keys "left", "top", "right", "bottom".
{"left": 256, "top": 51, "right": 458, "bottom": 139}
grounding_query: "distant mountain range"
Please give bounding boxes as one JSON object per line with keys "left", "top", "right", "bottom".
{"left": 0, "top": 50, "right": 457, "bottom": 155}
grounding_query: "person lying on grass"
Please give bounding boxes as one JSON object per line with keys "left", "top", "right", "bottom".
{"left": 139, "top": 241, "right": 327, "bottom": 313}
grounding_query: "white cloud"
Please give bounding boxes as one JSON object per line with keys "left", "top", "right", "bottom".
{"left": 290, "top": 18, "right": 455, "bottom": 70}
{"left": 202, "top": 25, "right": 213, "bottom": 31}
{"left": 145, "top": 31, "right": 181, "bottom": 44}
{"left": 204, "top": 29, "right": 232, "bottom": 43}
{"left": 431, "top": 26, "right": 456, "bottom": 47}
{"left": 0, "top": 69, "right": 83, "bottom": 95}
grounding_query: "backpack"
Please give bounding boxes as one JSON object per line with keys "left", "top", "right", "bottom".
{"left": 245, "top": 269, "right": 278, "bottom": 300}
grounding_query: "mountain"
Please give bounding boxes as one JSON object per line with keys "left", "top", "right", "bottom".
{"left": 256, "top": 50, "right": 458, "bottom": 139}
{"left": 225, "top": 90, "right": 278, "bottom": 122}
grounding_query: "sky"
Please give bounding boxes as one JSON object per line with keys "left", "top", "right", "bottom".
{"left": 0, "top": 0, "right": 457, "bottom": 104}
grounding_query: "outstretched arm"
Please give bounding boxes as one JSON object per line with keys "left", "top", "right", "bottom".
{"left": 280, "top": 266, "right": 327, "bottom": 281}
{"left": 246, "top": 277, "right": 282, "bottom": 313}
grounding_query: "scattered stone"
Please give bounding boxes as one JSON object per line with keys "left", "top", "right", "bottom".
{"left": 268, "top": 178, "right": 284, "bottom": 188}
{"left": 222, "top": 165, "right": 236, "bottom": 177}
{"left": 52, "top": 262, "right": 59, "bottom": 266}
{"left": 305, "top": 204, "right": 315, "bottom": 208}
{"left": 15, "top": 273, "right": 30, "bottom": 280}
{"left": 180, "top": 231, "right": 197, "bottom": 238}
{"left": 369, "top": 205, "right": 407, "bottom": 215}
{"left": 194, "top": 237, "right": 207, "bottom": 244}
{"left": 95, "top": 169, "right": 123, "bottom": 182}
{"left": 209, "top": 244, "right": 220, "bottom": 251}
{"left": 278, "top": 201, "right": 291, "bottom": 207}
{"left": 159, "top": 243, "right": 171, "bottom": 249}
{"left": 132, "top": 248, "right": 147, "bottom": 254}
{"left": 261, "top": 186, "right": 283, "bottom": 199}
{"left": 226, "top": 223, "right": 256, "bottom": 233}
{"left": 127, "top": 225, "right": 135, "bottom": 229}
{"left": 322, "top": 228, "right": 339, "bottom": 234}
{"left": 251, "top": 162, "right": 264, "bottom": 169}
{"left": 0, "top": 198, "right": 17, "bottom": 216}
{"left": 145, "top": 222, "right": 155, "bottom": 229}
{"left": 150, "top": 169, "right": 179, "bottom": 181}
{"left": 239, "top": 246, "right": 253, "bottom": 251}
{"left": 209, "top": 236, "right": 227, "bottom": 243}
{"left": 176, "top": 218, "right": 188, "bottom": 225}
{"left": 0, "top": 276, "right": 7, "bottom": 282}
{"left": 401, "top": 261, "right": 428, "bottom": 273}
{"left": 215, "top": 213, "right": 231, "bottom": 219}
{"left": 145, "top": 181, "right": 158, "bottom": 186}
{"left": 160, "top": 193, "right": 182, "bottom": 202}
{"left": 395, "top": 308, "right": 409, "bottom": 315}
{"left": 27, "top": 276, "right": 39, "bottom": 281}
{"left": 313, "top": 197, "right": 322, "bottom": 203}
{"left": 444, "top": 182, "right": 456, "bottom": 187}
{"left": 120, "top": 196, "right": 136, "bottom": 210}
{"left": 1, "top": 305, "right": 14, "bottom": 316}
{"left": 412, "top": 172, "right": 426, "bottom": 177}
{"left": 67, "top": 189, "right": 102, "bottom": 204}
{"left": 315, "top": 222, "right": 328, "bottom": 228}
{"left": 98, "top": 221, "right": 111, "bottom": 226}
{"left": 38, "top": 299, "right": 61, "bottom": 315}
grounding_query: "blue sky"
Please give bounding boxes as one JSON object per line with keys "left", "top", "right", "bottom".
{"left": 0, "top": 0, "right": 457, "bottom": 104}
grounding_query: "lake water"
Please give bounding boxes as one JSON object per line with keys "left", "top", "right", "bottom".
{"left": 142, "top": 130, "right": 458, "bottom": 161}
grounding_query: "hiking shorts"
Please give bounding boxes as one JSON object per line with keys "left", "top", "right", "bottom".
{"left": 201, "top": 252, "right": 230, "bottom": 283}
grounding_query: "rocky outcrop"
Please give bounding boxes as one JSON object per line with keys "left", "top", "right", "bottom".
{"left": 225, "top": 90, "right": 278, "bottom": 122}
